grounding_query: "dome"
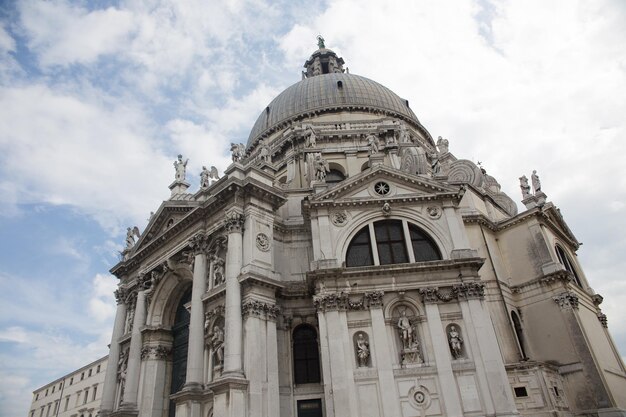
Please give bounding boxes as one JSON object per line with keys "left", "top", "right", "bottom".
{"left": 246, "top": 72, "right": 424, "bottom": 148}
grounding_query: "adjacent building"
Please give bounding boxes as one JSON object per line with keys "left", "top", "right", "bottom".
{"left": 27, "top": 356, "right": 108, "bottom": 417}
{"left": 92, "top": 41, "right": 626, "bottom": 417}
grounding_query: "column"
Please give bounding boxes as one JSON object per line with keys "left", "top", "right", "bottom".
{"left": 423, "top": 301, "right": 463, "bottom": 417}
{"left": 442, "top": 204, "right": 476, "bottom": 259}
{"left": 370, "top": 305, "right": 401, "bottom": 417}
{"left": 223, "top": 211, "right": 244, "bottom": 376}
{"left": 121, "top": 289, "right": 146, "bottom": 409}
{"left": 184, "top": 240, "right": 208, "bottom": 390}
{"left": 100, "top": 290, "right": 128, "bottom": 415}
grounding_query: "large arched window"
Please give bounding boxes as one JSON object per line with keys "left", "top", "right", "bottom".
{"left": 169, "top": 289, "right": 191, "bottom": 417}
{"left": 555, "top": 245, "right": 582, "bottom": 287}
{"left": 326, "top": 169, "right": 346, "bottom": 184}
{"left": 292, "top": 325, "right": 321, "bottom": 384}
{"left": 346, "top": 220, "right": 441, "bottom": 267}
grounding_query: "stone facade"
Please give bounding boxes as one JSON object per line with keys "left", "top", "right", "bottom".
{"left": 97, "top": 44, "right": 626, "bottom": 417}
{"left": 27, "top": 356, "right": 108, "bottom": 417}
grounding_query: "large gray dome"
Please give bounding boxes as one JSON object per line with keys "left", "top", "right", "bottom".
{"left": 247, "top": 73, "right": 423, "bottom": 147}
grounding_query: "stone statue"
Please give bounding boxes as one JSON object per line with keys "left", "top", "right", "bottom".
{"left": 366, "top": 133, "right": 380, "bottom": 155}
{"left": 312, "top": 59, "right": 322, "bottom": 76}
{"left": 230, "top": 143, "right": 245, "bottom": 162}
{"left": 209, "top": 166, "right": 220, "bottom": 184}
{"left": 429, "top": 152, "right": 441, "bottom": 175}
{"left": 305, "top": 125, "right": 317, "bottom": 147}
{"left": 210, "top": 325, "right": 225, "bottom": 366}
{"left": 117, "top": 348, "right": 129, "bottom": 399}
{"left": 200, "top": 166, "right": 210, "bottom": 189}
{"left": 125, "top": 226, "right": 140, "bottom": 250}
{"left": 317, "top": 35, "right": 325, "bottom": 49}
{"left": 174, "top": 154, "right": 188, "bottom": 182}
{"left": 531, "top": 170, "right": 541, "bottom": 194}
{"left": 356, "top": 333, "right": 370, "bottom": 367}
{"left": 397, "top": 310, "right": 414, "bottom": 349}
{"left": 314, "top": 154, "right": 330, "bottom": 181}
{"left": 448, "top": 326, "right": 463, "bottom": 359}
{"left": 125, "top": 307, "right": 134, "bottom": 333}
{"left": 437, "top": 136, "right": 449, "bottom": 154}
{"left": 259, "top": 139, "right": 271, "bottom": 163}
{"left": 211, "top": 254, "right": 225, "bottom": 286}
{"left": 398, "top": 124, "right": 410, "bottom": 143}
{"left": 415, "top": 145, "right": 429, "bottom": 175}
{"left": 519, "top": 175, "right": 531, "bottom": 199}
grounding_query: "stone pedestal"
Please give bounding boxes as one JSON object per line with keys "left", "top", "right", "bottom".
{"left": 208, "top": 377, "right": 249, "bottom": 417}
{"left": 169, "top": 181, "right": 190, "bottom": 197}
{"left": 368, "top": 154, "right": 385, "bottom": 168}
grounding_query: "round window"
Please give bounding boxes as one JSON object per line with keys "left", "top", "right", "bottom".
{"left": 374, "top": 181, "right": 390, "bottom": 196}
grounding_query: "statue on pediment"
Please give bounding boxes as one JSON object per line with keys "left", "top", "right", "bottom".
{"left": 174, "top": 154, "right": 188, "bottom": 182}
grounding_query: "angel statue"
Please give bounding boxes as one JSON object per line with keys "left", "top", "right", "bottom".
{"left": 209, "top": 166, "right": 220, "bottom": 184}
{"left": 230, "top": 143, "right": 245, "bottom": 163}
{"left": 314, "top": 154, "right": 330, "bottom": 181}
{"left": 125, "top": 226, "right": 141, "bottom": 250}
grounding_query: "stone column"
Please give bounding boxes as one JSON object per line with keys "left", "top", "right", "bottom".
{"left": 421, "top": 292, "right": 463, "bottom": 417}
{"left": 184, "top": 234, "right": 209, "bottom": 391}
{"left": 443, "top": 204, "right": 476, "bottom": 259}
{"left": 368, "top": 293, "right": 401, "bottom": 417}
{"left": 223, "top": 211, "right": 245, "bottom": 376}
{"left": 100, "top": 290, "right": 128, "bottom": 416}
{"left": 461, "top": 285, "right": 518, "bottom": 416}
{"left": 139, "top": 342, "right": 172, "bottom": 417}
{"left": 121, "top": 288, "right": 147, "bottom": 410}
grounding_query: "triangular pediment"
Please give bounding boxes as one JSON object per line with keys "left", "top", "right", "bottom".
{"left": 131, "top": 201, "right": 198, "bottom": 253}
{"left": 541, "top": 203, "right": 580, "bottom": 248}
{"left": 311, "top": 165, "right": 460, "bottom": 204}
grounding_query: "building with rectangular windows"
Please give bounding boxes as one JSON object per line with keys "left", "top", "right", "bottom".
{"left": 27, "top": 356, "right": 108, "bottom": 417}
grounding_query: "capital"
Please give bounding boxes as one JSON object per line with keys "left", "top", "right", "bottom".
{"left": 224, "top": 211, "right": 245, "bottom": 233}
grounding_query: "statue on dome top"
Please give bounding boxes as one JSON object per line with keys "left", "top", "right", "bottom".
{"left": 317, "top": 35, "right": 325, "bottom": 49}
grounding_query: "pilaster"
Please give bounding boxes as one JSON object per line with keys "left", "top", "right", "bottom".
{"left": 120, "top": 288, "right": 147, "bottom": 411}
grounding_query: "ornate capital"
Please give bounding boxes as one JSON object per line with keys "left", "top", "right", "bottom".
{"left": 140, "top": 345, "right": 172, "bottom": 360}
{"left": 188, "top": 232, "right": 211, "bottom": 255}
{"left": 597, "top": 313, "right": 608, "bottom": 328}
{"left": 418, "top": 287, "right": 456, "bottom": 304}
{"left": 224, "top": 211, "right": 244, "bottom": 233}
{"left": 364, "top": 291, "right": 384, "bottom": 308}
{"left": 453, "top": 282, "right": 485, "bottom": 300}
{"left": 114, "top": 288, "right": 127, "bottom": 305}
{"left": 553, "top": 291, "right": 579, "bottom": 310}
{"left": 242, "top": 300, "right": 280, "bottom": 321}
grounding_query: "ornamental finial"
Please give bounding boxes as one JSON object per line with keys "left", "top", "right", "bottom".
{"left": 317, "top": 35, "right": 325, "bottom": 49}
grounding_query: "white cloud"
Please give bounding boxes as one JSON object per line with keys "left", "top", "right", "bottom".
{"left": 18, "top": 1, "right": 134, "bottom": 67}
{"left": 89, "top": 274, "right": 117, "bottom": 323}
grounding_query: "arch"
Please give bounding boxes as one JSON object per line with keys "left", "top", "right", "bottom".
{"left": 510, "top": 310, "right": 527, "bottom": 360}
{"left": 327, "top": 162, "right": 346, "bottom": 177}
{"left": 555, "top": 244, "right": 582, "bottom": 287}
{"left": 344, "top": 219, "right": 442, "bottom": 267}
{"left": 292, "top": 324, "right": 321, "bottom": 384}
{"left": 337, "top": 210, "right": 451, "bottom": 264}
{"left": 384, "top": 295, "right": 423, "bottom": 319}
{"left": 360, "top": 161, "right": 370, "bottom": 172}
{"left": 146, "top": 267, "right": 193, "bottom": 327}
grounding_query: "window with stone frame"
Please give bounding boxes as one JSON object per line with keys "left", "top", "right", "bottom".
{"left": 555, "top": 245, "right": 582, "bottom": 287}
{"left": 325, "top": 169, "right": 346, "bottom": 184}
{"left": 346, "top": 220, "right": 441, "bottom": 267}
{"left": 292, "top": 325, "right": 321, "bottom": 384}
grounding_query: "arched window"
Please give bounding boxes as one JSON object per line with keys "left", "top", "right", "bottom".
{"left": 346, "top": 220, "right": 441, "bottom": 267}
{"left": 326, "top": 169, "right": 345, "bottom": 184}
{"left": 293, "top": 325, "right": 321, "bottom": 384}
{"left": 511, "top": 311, "right": 527, "bottom": 360}
{"left": 555, "top": 245, "right": 582, "bottom": 287}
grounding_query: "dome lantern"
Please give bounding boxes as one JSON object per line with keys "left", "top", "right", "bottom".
{"left": 303, "top": 36, "right": 345, "bottom": 78}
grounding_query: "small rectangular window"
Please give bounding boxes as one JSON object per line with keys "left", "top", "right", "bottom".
{"left": 64, "top": 397, "right": 70, "bottom": 411}
{"left": 51, "top": 386, "right": 55, "bottom": 393}
{"left": 81, "top": 372, "right": 84, "bottom": 380}
{"left": 92, "top": 386, "right": 97, "bottom": 401}
{"left": 88, "top": 369, "right": 92, "bottom": 377}
{"left": 45, "top": 389, "right": 48, "bottom": 396}
{"left": 83, "top": 389, "right": 89, "bottom": 404}
{"left": 70, "top": 377, "right": 73, "bottom": 385}
{"left": 35, "top": 394, "right": 39, "bottom": 401}
{"left": 96, "top": 365, "right": 101, "bottom": 373}
{"left": 30, "top": 411, "right": 34, "bottom": 417}
{"left": 553, "top": 386, "right": 560, "bottom": 397}
{"left": 514, "top": 386, "right": 528, "bottom": 397}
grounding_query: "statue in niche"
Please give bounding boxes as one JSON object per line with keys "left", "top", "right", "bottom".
{"left": 398, "top": 124, "right": 410, "bottom": 143}
{"left": 519, "top": 175, "right": 531, "bottom": 199}
{"left": 314, "top": 154, "right": 330, "bottom": 181}
{"left": 437, "top": 136, "right": 449, "bottom": 154}
{"left": 125, "top": 307, "right": 134, "bottom": 333}
{"left": 429, "top": 151, "right": 441, "bottom": 175}
{"left": 397, "top": 310, "right": 415, "bottom": 349}
{"left": 366, "top": 133, "right": 380, "bottom": 155}
{"left": 125, "top": 226, "right": 140, "bottom": 250}
{"left": 209, "top": 325, "right": 225, "bottom": 367}
{"left": 200, "top": 166, "right": 210, "bottom": 189}
{"left": 173, "top": 154, "right": 188, "bottom": 182}
{"left": 259, "top": 139, "right": 271, "bottom": 163}
{"left": 355, "top": 333, "right": 370, "bottom": 367}
{"left": 117, "top": 348, "right": 129, "bottom": 400}
{"left": 211, "top": 254, "right": 225, "bottom": 286}
{"left": 448, "top": 325, "right": 464, "bottom": 359}
{"left": 531, "top": 170, "right": 541, "bottom": 194}
{"left": 230, "top": 143, "right": 245, "bottom": 162}
{"left": 304, "top": 125, "right": 317, "bottom": 147}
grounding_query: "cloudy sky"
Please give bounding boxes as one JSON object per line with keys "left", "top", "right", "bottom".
{"left": 1, "top": 0, "right": 625, "bottom": 415}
